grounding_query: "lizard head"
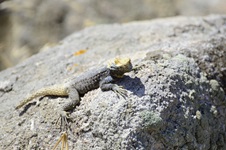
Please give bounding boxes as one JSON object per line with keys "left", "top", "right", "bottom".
{"left": 108, "top": 57, "right": 132, "bottom": 78}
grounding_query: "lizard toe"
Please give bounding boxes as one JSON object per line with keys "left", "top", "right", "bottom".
{"left": 56, "top": 111, "right": 70, "bottom": 131}
{"left": 113, "top": 85, "right": 128, "bottom": 99}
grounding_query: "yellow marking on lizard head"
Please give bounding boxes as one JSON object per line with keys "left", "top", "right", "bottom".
{"left": 115, "top": 57, "right": 131, "bottom": 66}
{"left": 108, "top": 57, "right": 131, "bottom": 67}
{"left": 107, "top": 57, "right": 132, "bottom": 78}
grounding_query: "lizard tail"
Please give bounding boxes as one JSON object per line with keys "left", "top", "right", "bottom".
{"left": 15, "top": 84, "right": 68, "bottom": 109}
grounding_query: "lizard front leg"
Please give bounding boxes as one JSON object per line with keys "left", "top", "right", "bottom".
{"left": 100, "top": 76, "right": 127, "bottom": 98}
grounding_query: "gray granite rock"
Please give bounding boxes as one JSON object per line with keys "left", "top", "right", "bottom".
{"left": 0, "top": 15, "right": 226, "bottom": 149}
{"left": 1, "top": 0, "right": 226, "bottom": 70}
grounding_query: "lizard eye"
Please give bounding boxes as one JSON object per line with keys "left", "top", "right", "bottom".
{"left": 109, "top": 64, "right": 117, "bottom": 70}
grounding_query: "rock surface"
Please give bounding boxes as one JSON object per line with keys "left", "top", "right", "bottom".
{"left": 1, "top": 0, "right": 226, "bottom": 70}
{"left": 0, "top": 15, "right": 226, "bottom": 149}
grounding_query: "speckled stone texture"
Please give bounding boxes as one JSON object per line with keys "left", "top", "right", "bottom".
{"left": 0, "top": 15, "right": 226, "bottom": 149}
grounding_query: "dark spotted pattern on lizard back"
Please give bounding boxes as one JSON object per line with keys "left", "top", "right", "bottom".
{"left": 71, "top": 67, "right": 110, "bottom": 95}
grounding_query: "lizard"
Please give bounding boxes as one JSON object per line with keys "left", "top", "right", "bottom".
{"left": 15, "top": 57, "right": 132, "bottom": 127}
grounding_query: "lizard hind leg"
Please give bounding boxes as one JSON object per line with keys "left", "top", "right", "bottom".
{"left": 57, "top": 110, "right": 70, "bottom": 131}
{"left": 62, "top": 86, "right": 80, "bottom": 111}
{"left": 58, "top": 87, "right": 80, "bottom": 131}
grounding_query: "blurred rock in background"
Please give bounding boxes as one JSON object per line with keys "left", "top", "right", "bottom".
{"left": 0, "top": 0, "right": 226, "bottom": 70}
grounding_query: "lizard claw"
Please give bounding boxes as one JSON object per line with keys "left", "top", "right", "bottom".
{"left": 56, "top": 111, "right": 70, "bottom": 131}
{"left": 112, "top": 85, "right": 127, "bottom": 99}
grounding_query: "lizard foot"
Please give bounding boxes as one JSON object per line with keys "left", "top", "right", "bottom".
{"left": 112, "top": 85, "right": 127, "bottom": 99}
{"left": 56, "top": 111, "right": 71, "bottom": 131}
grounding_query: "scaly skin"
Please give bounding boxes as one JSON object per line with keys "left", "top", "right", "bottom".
{"left": 16, "top": 57, "right": 132, "bottom": 121}
{"left": 15, "top": 84, "right": 68, "bottom": 109}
